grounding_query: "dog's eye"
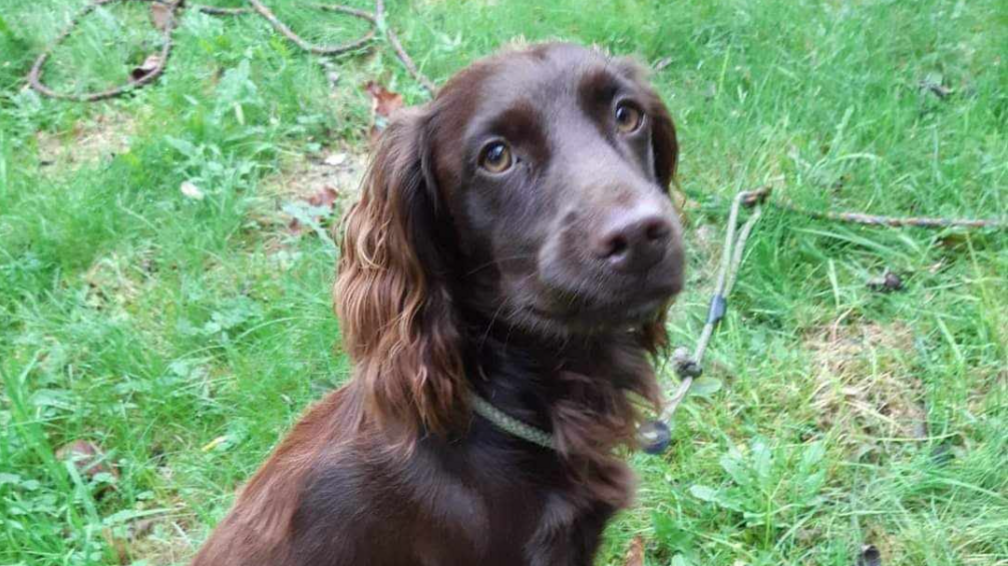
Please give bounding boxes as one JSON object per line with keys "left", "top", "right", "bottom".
{"left": 615, "top": 102, "right": 644, "bottom": 133}
{"left": 479, "top": 141, "right": 513, "bottom": 173}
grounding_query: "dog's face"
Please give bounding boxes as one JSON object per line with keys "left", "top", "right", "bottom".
{"left": 337, "top": 42, "right": 683, "bottom": 434}
{"left": 427, "top": 43, "right": 684, "bottom": 333}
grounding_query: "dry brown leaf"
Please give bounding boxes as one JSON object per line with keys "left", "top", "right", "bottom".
{"left": 149, "top": 2, "right": 172, "bottom": 31}
{"left": 253, "top": 150, "right": 366, "bottom": 246}
{"left": 364, "top": 81, "right": 405, "bottom": 146}
{"left": 623, "top": 535, "right": 645, "bottom": 566}
{"left": 306, "top": 186, "right": 339, "bottom": 209}
{"left": 364, "top": 81, "right": 405, "bottom": 119}
{"left": 130, "top": 518, "right": 158, "bottom": 540}
{"left": 56, "top": 440, "right": 119, "bottom": 482}
{"left": 131, "top": 55, "right": 162, "bottom": 82}
{"left": 287, "top": 186, "right": 340, "bottom": 236}
{"left": 101, "top": 526, "right": 132, "bottom": 564}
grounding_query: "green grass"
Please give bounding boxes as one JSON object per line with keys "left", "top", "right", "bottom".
{"left": 1, "top": 0, "right": 1005, "bottom": 564}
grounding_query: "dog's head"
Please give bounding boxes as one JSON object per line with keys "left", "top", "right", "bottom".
{"left": 336, "top": 43, "right": 683, "bottom": 436}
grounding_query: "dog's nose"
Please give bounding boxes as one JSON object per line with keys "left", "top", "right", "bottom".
{"left": 592, "top": 206, "right": 673, "bottom": 272}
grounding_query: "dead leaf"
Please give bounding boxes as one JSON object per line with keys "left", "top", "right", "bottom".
{"left": 623, "top": 536, "right": 645, "bottom": 566}
{"left": 654, "top": 56, "right": 672, "bottom": 71}
{"left": 149, "top": 2, "right": 172, "bottom": 31}
{"left": 307, "top": 186, "right": 338, "bottom": 208}
{"left": 919, "top": 72, "right": 951, "bottom": 99}
{"left": 364, "top": 81, "right": 404, "bottom": 119}
{"left": 56, "top": 440, "right": 119, "bottom": 482}
{"left": 102, "top": 526, "right": 131, "bottom": 564}
{"left": 866, "top": 270, "right": 903, "bottom": 293}
{"left": 856, "top": 544, "right": 882, "bottom": 566}
{"left": 131, "top": 55, "right": 162, "bottom": 82}
{"left": 287, "top": 186, "right": 340, "bottom": 236}
{"left": 180, "top": 181, "right": 205, "bottom": 201}
{"left": 364, "top": 81, "right": 405, "bottom": 145}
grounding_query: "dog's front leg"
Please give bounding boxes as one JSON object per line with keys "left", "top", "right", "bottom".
{"left": 526, "top": 496, "right": 611, "bottom": 566}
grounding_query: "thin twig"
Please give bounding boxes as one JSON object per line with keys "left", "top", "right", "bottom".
{"left": 247, "top": 0, "right": 375, "bottom": 56}
{"left": 28, "top": 0, "right": 438, "bottom": 101}
{"left": 747, "top": 186, "right": 1006, "bottom": 230}
{"left": 374, "top": 0, "right": 437, "bottom": 96}
{"left": 194, "top": 5, "right": 253, "bottom": 16}
{"left": 28, "top": 0, "right": 180, "bottom": 102}
{"left": 311, "top": 3, "right": 376, "bottom": 22}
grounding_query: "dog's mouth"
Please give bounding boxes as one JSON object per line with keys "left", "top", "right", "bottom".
{"left": 523, "top": 279, "right": 679, "bottom": 329}
{"left": 525, "top": 299, "right": 666, "bottom": 328}
{"left": 494, "top": 237, "right": 685, "bottom": 333}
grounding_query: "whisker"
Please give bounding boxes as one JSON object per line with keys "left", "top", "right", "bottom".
{"left": 464, "top": 253, "right": 539, "bottom": 276}
{"left": 478, "top": 299, "right": 511, "bottom": 350}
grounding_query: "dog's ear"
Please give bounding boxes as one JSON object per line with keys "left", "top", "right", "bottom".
{"left": 613, "top": 57, "right": 679, "bottom": 190}
{"left": 334, "top": 109, "right": 466, "bottom": 443}
{"left": 646, "top": 94, "right": 678, "bottom": 190}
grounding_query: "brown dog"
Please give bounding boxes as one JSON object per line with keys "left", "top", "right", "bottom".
{"left": 192, "top": 42, "right": 684, "bottom": 566}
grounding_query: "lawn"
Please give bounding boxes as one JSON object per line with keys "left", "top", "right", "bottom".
{"left": 1, "top": 0, "right": 1005, "bottom": 564}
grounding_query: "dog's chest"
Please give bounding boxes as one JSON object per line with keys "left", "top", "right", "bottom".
{"left": 420, "top": 482, "right": 614, "bottom": 566}
{"left": 291, "top": 436, "right": 630, "bottom": 566}
{"left": 422, "top": 451, "right": 626, "bottom": 566}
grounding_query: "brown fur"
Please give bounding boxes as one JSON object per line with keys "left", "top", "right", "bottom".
{"left": 335, "top": 111, "right": 468, "bottom": 441}
{"left": 192, "top": 42, "right": 683, "bottom": 566}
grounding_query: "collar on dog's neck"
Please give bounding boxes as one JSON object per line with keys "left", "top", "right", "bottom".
{"left": 469, "top": 392, "right": 555, "bottom": 450}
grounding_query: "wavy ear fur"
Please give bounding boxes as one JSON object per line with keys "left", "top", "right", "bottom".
{"left": 334, "top": 109, "right": 466, "bottom": 443}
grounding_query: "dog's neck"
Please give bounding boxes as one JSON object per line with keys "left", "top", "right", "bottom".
{"left": 457, "top": 319, "right": 657, "bottom": 508}
{"left": 463, "top": 319, "right": 656, "bottom": 439}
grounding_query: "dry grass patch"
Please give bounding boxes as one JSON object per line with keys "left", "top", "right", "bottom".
{"left": 36, "top": 111, "right": 137, "bottom": 169}
{"left": 806, "top": 321, "right": 927, "bottom": 448}
{"left": 260, "top": 148, "right": 367, "bottom": 205}
{"left": 78, "top": 244, "right": 159, "bottom": 329}
{"left": 252, "top": 148, "right": 368, "bottom": 242}
{"left": 117, "top": 506, "right": 200, "bottom": 566}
